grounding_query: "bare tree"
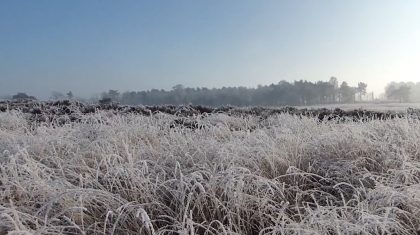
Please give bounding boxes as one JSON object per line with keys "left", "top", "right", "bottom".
{"left": 357, "top": 82, "right": 368, "bottom": 101}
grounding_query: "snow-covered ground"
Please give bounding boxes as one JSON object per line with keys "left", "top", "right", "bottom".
{"left": 1, "top": 110, "right": 420, "bottom": 234}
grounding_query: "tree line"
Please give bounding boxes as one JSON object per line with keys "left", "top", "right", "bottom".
{"left": 384, "top": 81, "right": 419, "bottom": 103}
{"left": 6, "top": 79, "right": 419, "bottom": 106}
{"left": 100, "top": 78, "right": 369, "bottom": 106}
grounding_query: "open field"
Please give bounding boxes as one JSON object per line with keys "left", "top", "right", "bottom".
{"left": 302, "top": 102, "right": 420, "bottom": 112}
{"left": 1, "top": 101, "right": 420, "bottom": 234}
{"left": 1, "top": 100, "right": 420, "bottom": 123}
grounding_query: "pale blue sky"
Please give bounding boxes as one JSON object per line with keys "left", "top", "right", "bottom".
{"left": 1, "top": 0, "right": 419, "bottom": 98}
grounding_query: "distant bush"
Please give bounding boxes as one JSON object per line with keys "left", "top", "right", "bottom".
{"left": 99, "top": 97, "right": 112, "bottom": 104}
{"left": 12, "top": 92, "right": 37, "bottom": 100}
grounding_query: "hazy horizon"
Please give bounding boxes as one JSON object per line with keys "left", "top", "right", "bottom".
{"left": 1, "top": 0, "right": 420, "bottom": 99}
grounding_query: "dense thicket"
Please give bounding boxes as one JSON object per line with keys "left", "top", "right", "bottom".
{"left": 2, "top": 100, "right": 420, "bottom": 125}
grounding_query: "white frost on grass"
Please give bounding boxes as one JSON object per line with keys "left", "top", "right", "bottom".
{"left": 0, "top": 111, "right": 420, "bottom": 234}
{"left": 302, "top": 102, "right": 420, "bottom": 112}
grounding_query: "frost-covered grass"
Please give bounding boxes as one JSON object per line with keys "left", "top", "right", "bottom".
{"left": 302, "top": 102, "right": 420, "bottom": 112}
{"left": 1, "top": 111, "right": 420, "bottom": 235}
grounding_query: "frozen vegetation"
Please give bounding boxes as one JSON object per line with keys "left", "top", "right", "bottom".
{"left": 1, "top": 103, "right": 420, "bottom": 234}
{"left": 303, "top": 102, "right": 420, "bottom": 112}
